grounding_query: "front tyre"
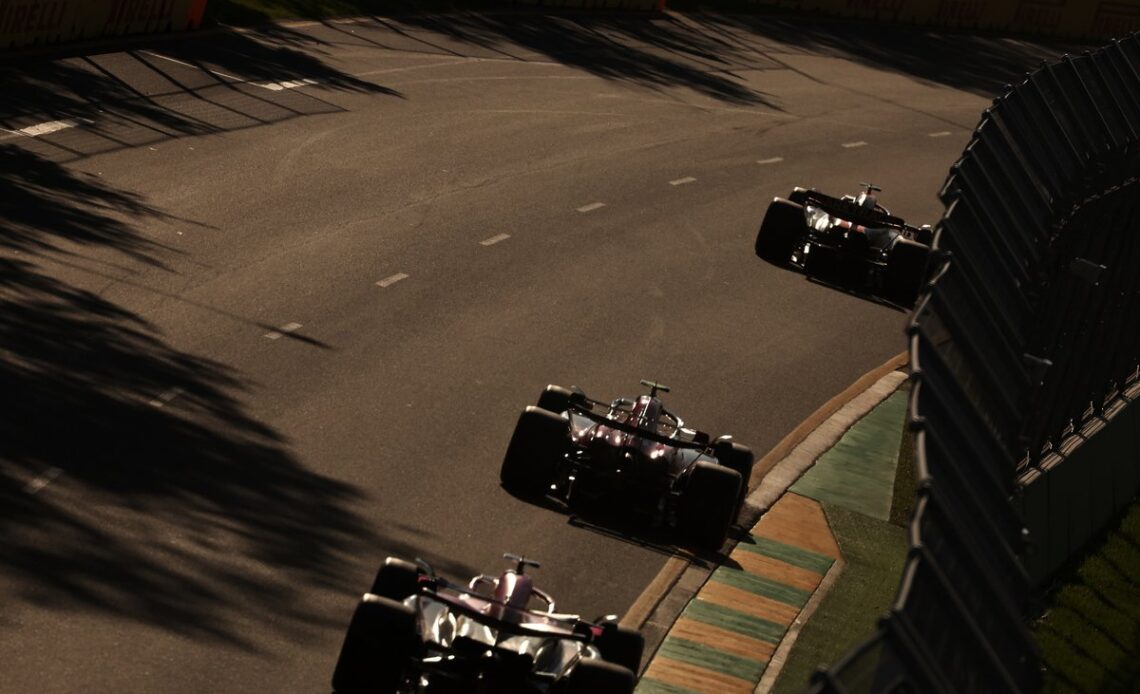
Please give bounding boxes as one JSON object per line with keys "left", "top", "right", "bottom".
{"left": 885, "top": 237, "right": 932, "bottom": 307}
{"left": 368, "top": 557, "right": 422, "bottom": 601}
{"left": 500, "top": 406, "right": 568, "bottom": 498}
{"left": 331, "top": 595, "right": 418, "bottom": 694}
{"left": 537, "top": 384, "right": 574, "bottom": 414}
{"left": 714, "top": 441, "right": 755, "bottom": 518}
{"left": 595, "top": 624, "right": 645, "bottom": 674}
{"left": 755, "top": 198, "right": 805, "bottom": 265}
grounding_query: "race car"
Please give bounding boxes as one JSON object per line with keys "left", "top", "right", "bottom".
{"left": 500, "top": 380, "right": 754, "bottom": 550}
{"left": 332, "top": 553, "right": 644, "bottom": 694}
{"left": 754, "top": 184, "right": 934, "bottom": 306}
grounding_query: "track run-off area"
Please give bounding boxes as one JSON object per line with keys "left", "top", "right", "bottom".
{"left": 0, "top": 12, "right": 1069, "bottom": 692}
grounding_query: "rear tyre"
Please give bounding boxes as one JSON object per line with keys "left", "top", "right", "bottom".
{"left": 885, "top": 237, "right": 932, "bottom": 306}
{"left": 755, "top": 198, "right": 804, "bottom": 265}
{"left": 368, "top": 557, "right": 421, "bottom": 601}
{"left": 331, "top": 595, "right": 418, "bottom": 694}
{"left": 595, "top": 624, "right": 645, "bottom": 674}
{"left": 714, "top": 441, "right": 755, "bottom": 517}
{"left": 500, "top": 406, "right": 568, "bottom": 498}
{"left": 679, "top": 462, "right": 742, "bottom": 551}
{"left": 561, "top": 659, "right": 635, "bottom": 694}
{"left": 537, "top": 384, "right": 574, "bottom": 414}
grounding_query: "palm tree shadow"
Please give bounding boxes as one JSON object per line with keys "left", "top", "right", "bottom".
{"left": 0, "top": 144, "right": 380, "bottom": 646}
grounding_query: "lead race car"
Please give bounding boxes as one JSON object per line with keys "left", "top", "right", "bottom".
{"left": 500, "top": 380, "right": 754, "bottom": 550}
{"left": 754, "top": 183, "right": 935, "bottom": 306}
{"left": 332, "top": 553, "right": 644, "bottom": 693}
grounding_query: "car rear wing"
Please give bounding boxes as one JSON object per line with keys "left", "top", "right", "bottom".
{"left": 567, "top": 397, "right": 713, "bottom": 451}
{"left": 793, "top": 188, "right": 918, "bottom": 231}
{"left": 417, "top": 586, "right": 598, "bottom": 642}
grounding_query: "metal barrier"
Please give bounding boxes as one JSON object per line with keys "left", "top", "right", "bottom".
{"left": 807, "top": 32, "right": 1140, "bottom": 693}
{"left": 0, "top": 1, "right": 208, "bottom": 50}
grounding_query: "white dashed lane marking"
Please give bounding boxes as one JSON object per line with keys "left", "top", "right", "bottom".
{"left": 756, "top": 157, "right": 784, "bottom": 165}
{"left": 377, "top": 273, "right": 409, "bottom": 288}
{"left": 577, "top": 202, "right": 606, "bottom": 213}
{"left": 24, "top": 467, "right": 62, "bottom": 495}
{"left": 258, "top": 78, "right": 321, "bottom": 91}
{"left": 669, "top": 177, "right": 697, "bottom": 186}
{"left": 8, "top": 119, "right": 81, "bottom": 137}
{"left": 264, "top": 322, "right": 303, "bottom": 340}
{"left": 842, "top": 141, "right": 868, "bottom": 149}
{"left": 140, "top": 50, "right": 243, "bottom": 81}
{"left": 480, "top": 233, "right": 511, "bottom": 246}
{"left": 928, "top": 131, "right": 952, "bottom": 138}
{"left": 149, "top": 387, "right": 185, "bottom": 408}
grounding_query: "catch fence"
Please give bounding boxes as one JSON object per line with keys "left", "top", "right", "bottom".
{"left": 807, "top": 32, "right": 1140, "bottom": 694}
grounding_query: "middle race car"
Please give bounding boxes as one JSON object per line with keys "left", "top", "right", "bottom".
{"left": 332, "top": 553, "right": 644, "bottom": 694}
{"left": 499, "top": 380, "right": 754, "bottom": 550}
{"left": 754, "top": 183, "right": 935, "bottom": 306}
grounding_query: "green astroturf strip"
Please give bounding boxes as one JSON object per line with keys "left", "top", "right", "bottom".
{"left": 736, "top": 534, "right": 835, "bottom": 574}
{"left": 1034, "top": 504, "right": 1140, "bottom": 693}
{"left": 791, "top": 390, "right": 908, "bottom": 521}
{"left": 634, "top": 677, "right": 702, "bottom": 694}
{"left": 656, "top": 637, "right": 767, "bottom": 682}
{"left": 710, "top": 566, "right": 812, "bottom": 607}
{"left": 684, "top": 598, "right": 787, "bottom": 644}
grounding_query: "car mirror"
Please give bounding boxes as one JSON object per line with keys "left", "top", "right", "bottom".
{"left": 414, "top": 557, "right": 436, "bottom": 577}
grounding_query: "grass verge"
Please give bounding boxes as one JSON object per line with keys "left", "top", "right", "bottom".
{"left": 772, "top": 377, "right": 911, "bottom": 692}
{"left": 770, "top": 504, "right": 908, "bottom": 693}
{"left": 1034, "top": 502, "right": 1140, "bottom": 693}
{"left": 888, "top": 379, "right": 914, "bottom": 528}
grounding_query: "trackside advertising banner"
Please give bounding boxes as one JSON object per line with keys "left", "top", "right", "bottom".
{"left": 689, "top": 0, "right": 1140, "bottom": 39}
{"left": 0, "top": 0, "right": 208, "bottom": 49}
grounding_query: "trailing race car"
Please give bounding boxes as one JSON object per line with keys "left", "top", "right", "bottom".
{"left": 754, "top": 184, "right": 934, "bottom": 306}
{"left": 332, "top": 553, "right": 644, "bottom": 694}
{"left": 500, "top": 380, "right": 754, "bottom": 550}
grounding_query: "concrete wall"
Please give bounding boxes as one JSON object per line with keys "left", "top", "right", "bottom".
{"left": 672, "top": 0, "right": 1140, "bottom": 40}
{"left": 0, "top": 0, "right": 208, "bottom": 49}
{"left": 1016, "top": 379, "right": 1140, "bottom": 586}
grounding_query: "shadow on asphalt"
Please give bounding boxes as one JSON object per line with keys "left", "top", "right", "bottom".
{"left": 368, "top": 10, "right": 1070, "bottom": 106}
{"left": 499, "top": 483, "right": 725, "bottom": 568}
{"left": 0, "top": 9, "right": 1073, "bottom": 164}
{"left": 383, "top": 11, "right": 778, "bottom": 106}
{"left": 0, "top": 28, "right": 401, "bottom": 163}
{"left": 0, "top": 145, "right": 474, "bottom": 645}
{"left": 678, "top": 12, "right": 1081, "bottom": 98}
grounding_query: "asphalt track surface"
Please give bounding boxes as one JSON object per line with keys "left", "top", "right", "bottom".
{"left": 0, "top": 12, "right": 1069, "bottom": 692}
